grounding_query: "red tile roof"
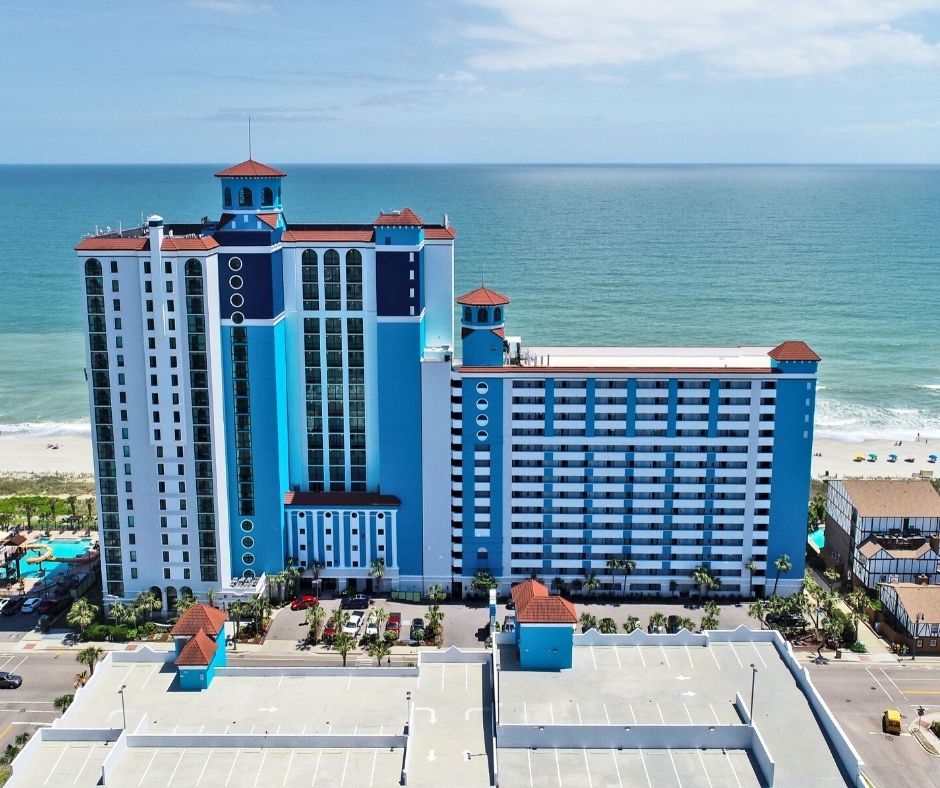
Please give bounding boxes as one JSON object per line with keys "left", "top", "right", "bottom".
{"left": 258, "top": 213, "right": 280, "bottom": 230}
{"left": 75, "top": 237, "right": 149, "bottom": 252}
{"left": 175, "top": 628, "right": 218, "bottom": 667}
{"left": 424, "top": 226, "right": 457, "bottom": 240}
{"left": 214, "top": 159, "right": 286, "bottom": 178}
{"left": 768, "top": 341, "right": 820, "bottom": 362}
{"left": 284, "top": 491, "right": 401, "bottom": 507}
{"left": 511, "top": 579, "right": 578, "bottom": 624}
{"left": 161, "top": 236, "right": 219, "bottom": 252}
{"left": 373, "top": 208, "right": 423, "bottom": 226}
{"left": 282, "top": 229, "right": 375, "bottom": 243}
{"left": 171, "top": 603, "right": 228, "bottom": 638}
{"left": 456, "top": 286, "right": 510, "bottom": 306}
{"left": 460, "top": 366, "right": 775, "bottom": 375}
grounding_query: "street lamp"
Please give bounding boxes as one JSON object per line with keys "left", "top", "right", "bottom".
{"left": 749, "top": 663, "right": 758, "bottom": 725}
{"left": 912, "top": 612, "right": 925, "bottom": 660}
{"left": 118, "top": 683, "right": 127, "bottom": 730}
{"left": 405, "top": 691, "right": 412, "bottom": 732}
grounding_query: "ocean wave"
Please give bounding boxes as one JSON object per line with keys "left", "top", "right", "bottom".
{"left": 0, "top": 422, "right": 91, "bottom": 438}
{"left": 913, "top": 384, "right": 940, "bottom": 392}
{"left": 814, "top": 396, "right": 940, "bottom": 442}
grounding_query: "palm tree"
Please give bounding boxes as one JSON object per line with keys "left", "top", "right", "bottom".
{"left": 675, "top": 616, "right": 696, "bottom": 632}
{"left": 207, "top": 587, "right": 218, "bottom": 608}
{"left": 47, "top": 497, "right": 59, "bottom": 527}
{"left": 369, "top": 557, "right": 387, "bottom": 594}
{"left": 426, "top": 584, "right": 447, "bottom": 602}
{"left": 748, "top": 600, "right": 767, "bottom": 629}
{"left": 606, "top": 557, "right": 636, "bottom": 597}
{"left": 133, "top": 591, "right": 158, "bottom": 622}
{"left": 73, "top": 671, "right": 89, "bottom": 689}
{"left": 648, "top": 612, "right": 667, "bottom": 633}
{"left": 579, "top": 612, "right": 598, "bottom": 633}
{"left": 623, "top": 615, "right": 640, "bottom": 633}
{"left": 744, "top": 560, "right": 758, "bottom": 597}
{"left": 700, "top": 601, "right": 720, "bottom": 630}
{"left": 598, "top": 617, "right": 617, "bottom": 634}
{"left": 251, "top": 595, "right": 270, "bottom": 635}
{"left": 425, "top": 605, "right": 445, "bottom": 644}
{"left": 175, "top": 595, "right": 197, "bottom": 615}
{"left": 550, "top": 576, "right": 566, "bottom": 595}
{"left": 66, "top": 495, "right": 78, "bottom": 519}
{"left": 83, "top": 497, "right": 95, "bottom": 525}
{"left": 76, "top": 646, "right": 104, "bottom": 677}
{"left": 14, "top": 732, "right": 30, "bottom": 748}
{"left": 284, "top": 558, "right": 301, "bottom": 600}
{"left": 583, "top": 572, "right": 601, "bottom": 598}
{"left": 691, "top": 565, "right": 718, "bottom": 598}
{"left": 470, "top": 570, "right": 499, "bottom": 597}
{"left": 53, "top": 694, "right": 74, "bottom": 712}
{"left": 306, "top": 604, "right": 326, "bottom": 642}
{"left": 230, "top": 601, "right": 246, "bottom": 649}
{"left": 772, "top": 554, "right": 792, "bottom": 597}
{"left": 20, "top": 500, "right": 36, "bottom": 530}
{"left": 368, "top": 638, "right": 392, "bottom": 666}
{"left": 372, "top": 607, "right": 389, "bottom": 636}
{"left": 332, "top": 632, "right": 356, "bottom": 667}
{"left": 66, "top": 598, "right": 98, "bottom": 636}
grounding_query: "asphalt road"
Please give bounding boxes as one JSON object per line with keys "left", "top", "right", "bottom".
{"left": 808, "top": 660, "right": 940, "bottom": 788}
{"left": 0, "top": 651, "right": 82, "bottom": 754}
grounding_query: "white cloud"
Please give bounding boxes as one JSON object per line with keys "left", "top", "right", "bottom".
{"left": 462, "top": 0, "right": 940, "bottom": 76}
{"left": 185, "top": 0, "right": 270, "bottom": 13}
{"left": 438, "top": 70, "right": 479, "bottom": 83}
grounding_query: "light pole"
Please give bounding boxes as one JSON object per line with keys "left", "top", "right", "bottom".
{"left": 405, "top": 691, "right": 412, "bottom": 732}
{"left": 749, "top": 663, "right": 758, "bottom": 725}
{"left": 118, "top": 683, "right": 127, "bottom": 730}
{"left": 912, "top": 612, "right": 925, "bottom": 660}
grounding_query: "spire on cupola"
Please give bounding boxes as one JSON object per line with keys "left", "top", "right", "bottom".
{"left": 215, "top": 158, "right": 287, "bottom": 232}
{"left": 457, "top": 285, "right": 510, "bottom": 367}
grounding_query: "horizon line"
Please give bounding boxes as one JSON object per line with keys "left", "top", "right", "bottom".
{"left": 2, "top": 161, "right": 940, "bottom": 167}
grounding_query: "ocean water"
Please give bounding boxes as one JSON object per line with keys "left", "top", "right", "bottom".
{"left": 1, "top": 164, "right": 938, "bottom": 442}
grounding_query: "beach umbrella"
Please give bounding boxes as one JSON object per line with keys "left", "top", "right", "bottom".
{"left": 888, "top": 453, "right": 898, "bottom": 462}
{"left": 929, "top": 454, "right": 938, "bottom": 463}
{"left": 868, "top": 453, "right": 877, "bottom": 461}
{"left": 905, "top": 457, "right": 916, "bottom": 463}
{"left": 853, "top": 454, "right": 865, "bottom": 462}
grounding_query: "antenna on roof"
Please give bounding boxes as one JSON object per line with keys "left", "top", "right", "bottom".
{"left": 248, "top": 116, "right": 252, "bottom": 160}
{"left": 481, "top": 263, "right": 485, "bottom": 287}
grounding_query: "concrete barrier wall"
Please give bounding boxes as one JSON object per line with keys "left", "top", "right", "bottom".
{"left": 749, "top": 721, "right": 776, "bottom": 787}
{"left": 100, "top": 730, "right": 128, "bottom": 785}
{"left": 7, "top": 725, "right": 50, "bottom": 787}
{"left": 55, "top": 651, "right": 118, "bottom": 728}
{"left": 734, "top": 691, "right": 751, "bottom": 724}
{"left": 111, "top": 647, "right": 174, "bottom": 664}
{"left": 420, "top": 647, "right": 491, "bottom": 664}
{"left": 126, "top": 733, "right": 406, "bottom": 749}
{"left": 707, "top": 626, "right": 779, "bottom": 643}
{"left": 42, "top": 727, "right": 122, "bottom": 742}
{"left": 215, "top": 666, "right": 417, "bottom": 678}
{"left": 575, "top": 629, "right": 707, "bottom": 647}
{"left": 496, "top": 723, "right": 753, "bottom": 751}
{"left": 494, "top": 632, "right": 515, "bottom": 646}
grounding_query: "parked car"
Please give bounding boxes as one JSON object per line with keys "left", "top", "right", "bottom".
{"left": 667, "top": 615, "right": 680, "bottom": 634}
{"left": 387, "top": 612, "right": 402, "bottom": 633}
{"left": 502, "top": 615, "right": 515, "bottom": 633}
{"left": 290, "top": 595, "right": 319, "bottom": 611}
{"left": 882, "top": 708, "right": 902, "bottom": 735}
{"left": 37, "top": 599, "right": 64, "bottom": 615}
{"left": 0, "top": 672, "right": 22, "bottom": 689}
{"left": 410, "top": 617, "right": 426, "bottom": 640}
{"left": 20, "top": 598, "right": 41, "bottom": 614}
{"left": 365, "top": 612, "right": 380, "bottom": 637}
{"left": 767, "top": 612, "right": 806, "bottom": 630}
{"left": 343, "top": 612, "right": 364, "bottom": 635}
{"left": 1, "top": 597, "right": 23, "bottom": 616}
{"left": 341, "top": 595, "right": 369, "bottom": 610}
{"left": 322, "top": 624, "right": 337, "bottom": 642}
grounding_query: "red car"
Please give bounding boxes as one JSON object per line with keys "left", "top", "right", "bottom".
{"left": 290, "top": 595, "right": 319, "bottom": 611}
{"left": 322, "top": 624, "right": 336, "bottom": 641}
{"left": 387, "top": 612, "right": 402, "bottom": 632}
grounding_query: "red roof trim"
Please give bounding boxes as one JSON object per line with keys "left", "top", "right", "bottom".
{"left": 460, "top": 366, "right": 776, "bottom": 375}
{"left": 161, "top": 236, "right": 219, "bottom": 252}
{"left": 284, "top": 491, "right": 401, "bottom": 507}
{"left": 373, "top": 208, "right": 423, "bottom": 226}
{"left": 768, "top": 340, "right": 820, "bottom": 362}
{"left": 214, "top": 159, "right": 286, "bottom": 178}
{"left": 171, "top": 603, "right": 228, "bottom": 637}
{"left": 75, "top": 238, "right": 148, "bottom": 252}
{"left": 511, "top": 579, "right": 578, "bottom": 624}
{"left": 258, "top": 213, "right": 280, "bottom": 230}
{"left": 282, "top": 230, "right": 375, "bottom": 243}
{"left": 424, "top": 226, "right": 456, "bottom": 240}
{"left": 175, "top": 629, "right": 218, "bottom": 667}
{"left": 456, "top": 286, "right": 510, "bottom": 306}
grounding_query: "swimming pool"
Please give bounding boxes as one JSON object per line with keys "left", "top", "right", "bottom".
{"left": 808, "top": 528, "right": 825, "bottom": 550}
{"left": 18, "top": 538, "right": 95, "bottom": 580}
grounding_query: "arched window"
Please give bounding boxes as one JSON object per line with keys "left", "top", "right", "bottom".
{"left": 324, "top": 249, "right": 340, "bottom": 267}
{"left": 165, "top": 585, "right": 178, "bottom": 611}
{"left": 301, "top": 250, "right": 318, "bottom": 310}
{"left": 324, "top": 250, "right": 340, "bottom": 310}
{"left": 464, "top": 307, "right": 472, "bottom": 322}
{"left": 493, "top": 307, "right": 502, "bottom": 322}
{"left": 180, "top": 585, "right": 193, "bottom": 599}
{"left": 261, "top": 187, "right": 274, "bottom": 207}
{"left": 345, "top": 249, "right": 362, "bottom": 310}
{"left": 184, "top": 258, "right": 202, "bottom": 277}
{"left": 238, "top": 187, "right": 252, "bottom": 207}
{"left": 84, "top": 259, "right": 102, "bottom": 277}
{"left": 149, "top": 586, "right": 164, "bottom": 610}
{"left": 477, "top": 308, "right": 488, "bottom": 323}
{"left": 224, "top": 187, "right": 232, "bottom": 207}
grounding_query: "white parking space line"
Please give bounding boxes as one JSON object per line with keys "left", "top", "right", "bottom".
{"left": 549, "top": 702, "right": 555, "bottom": 724}
{"left": 726, "top": 751, "right": 743, "bottom": 788}
{"left": 629, "top": 703, "right": 637, "bottom": 724}
{"left": 727, "top": 643, "right": 744, "bottom": 669}
{"left": 523, "top": 701, "right": 528, "bottom": 723}
{"left": 277, "top": 674, "right": 285, "bottom": 691}
{"left": 639, "top": 749, "right": 652, "bottom": 788}
{"left": 636, "top": 646, "right": 646, "bottom": 668}
{"left": 656, "top": 702, "right": 665, "bottom": 724}
{"left": 582, "top": 749, "right": 593, "bottom": 787}
{"left": 167, "top": 750, "right": 185, "bottom": 787}
{"left": 684, "top": 704, "right": 694, "bottom": 724}
{"left": 283, "top": 751, "right": 295, "bottom": 787}
{"left": 709, "top": 647, "right": 721, "bottom": 671}
{"left": 749, "top": 642, "right": 768, "bottom": 669}
{"left": 685, "top": 645, "right": 694, "bottom": 669}
{"left": 614, "top": 648, "right": 622, "bottom": 670}
{"left": 610, "top": 749, "right": 624, "bottom": 788}
{"left": 527, "top": 749, "right": 534, "bottom": 787}
{"left": 576, "top": 702, "right": 582, "bottom": 724}
{"left": 341, "top": 749, "right": 350, "bottom": 785}
{"left": 140, "top": 664, "right": 158, "bottom": 691}
{"left": 5, "top": 656, "right": 28, "bottom": 675}
{"left": 139, "top": 750, "right": 158, "bottom": 787}
{"left": 196, "top": 750, "right": 213, "bottom": 785}
{"left": 709, "top": 703, "right": 721, "bottom": 724}
{"left": 311, "top": 750, "right": 323, "bottom": 785}
{"left": 554, "top": 748, "right": 562, "bottom": 787}
{"left": 697, "top": 749, "right": 714, "bottom": 788}
{"left": 73, "top": 744, "right": 97, "bottom": 785}
{"left": 603, "top": 703, "right": 610, "bottom": 724}
{"left": 667, "top": 749, "right": 681, "bottom": 786}
{"left": 0, "top": 657, "right": 13, "bottom": 671}
{"left": 370, "top": 748, "right": 379, "bottom": 787}
{"left": 225, "top": 749, "right": 240, "bottom": 786}
{"left": 866, "top": 667, "right": 894, "bottom": 701}
{"left": 441, "top": 664, "right": 446, "bottom": 691}
{"left": 591, "top": 646, "right": 598, "bottom": 671}
{"left": 45, "top": 744, "right": 69, "bottom": 786}
{"left": 255, "top": 749, "right": 268, "bottom": 786}
{"left": 660, "top": 645, "right": 671, "bottom": 669}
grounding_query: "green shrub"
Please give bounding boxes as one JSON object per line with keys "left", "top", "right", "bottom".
{"left": 850, "top": 642, "right": 867, "bottom": 653}
{"left": 108, "top": 625, "right": 131, "bottom": 642}
{"left": 83, "top": 623, "right": 110, "bottom": 642}
{"left": 384, "top": 630, "right": 399, "bottom": 643}
{"left": 931, "top": 720, "right": 940, "bottom": 738}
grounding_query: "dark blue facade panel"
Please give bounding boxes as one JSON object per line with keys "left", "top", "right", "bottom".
{"left": 218, "top": 252, "right": 279, "bottom": 321}
{"left": 375, "top": 251, "right": 421, "bottom": 317}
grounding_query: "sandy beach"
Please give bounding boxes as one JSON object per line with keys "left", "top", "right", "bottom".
{"left": 0, "top": 433, "right": 93, "bottom": 476}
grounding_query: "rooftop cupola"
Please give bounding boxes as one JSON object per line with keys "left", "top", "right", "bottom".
{"left": 457, "top": 285, "right": 510, "bottom": 367}
{"left": 215, "top": 160, "right": 287, "bottom": 230}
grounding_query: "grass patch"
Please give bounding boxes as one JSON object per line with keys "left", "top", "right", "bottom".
{"left": 0, "top": 474, "right": 94, "bottom": 498}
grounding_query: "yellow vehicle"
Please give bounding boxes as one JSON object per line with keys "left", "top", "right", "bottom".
{"left": 882, "top": 708, "right": 902, "bottom": 735}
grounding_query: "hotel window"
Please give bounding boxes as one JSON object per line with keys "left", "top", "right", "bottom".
{"left": 302, "top": 250, "right": 319, "bottom": 310}
{"left": 224, "top": 187, "right": 232, "bottom": 207}
{"left": 324, "top": 249, "right": 341, "bottom": 310}
{"left": 345, "top": 250, "right": 362, "bottom": 310}
{"left": 238, "top": 187, "right": 252, "bottom": 207}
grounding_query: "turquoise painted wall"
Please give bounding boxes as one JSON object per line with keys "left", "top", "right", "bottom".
{"left": 517, "top": 623, "right": 574, "bottom": 670}
{"left": 177, "top": 629, "right": 227, "bottom": 691}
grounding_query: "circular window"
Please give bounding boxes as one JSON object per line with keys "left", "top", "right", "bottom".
{"left": 325, "top": 512, "right": 332, "bottom": 519}
{"left": 242, "top": 536, "right": 254, "bottom": 549}
{"left": 231, "top": 311, "right": 244, "bottom": 325}
{"left": 476, "top": 398, "right": 488, "bottom": 411}
{"left": 228, "top": 257, "right": 243, "bottom": 272}
{"left": 243, "top": 569, "right": 255, "bottom": 579}
{"left": 298, "top": 512, "right": 305, "bottom": 519}
{"left": 240, "top": 520, "right": 253, "bottom": 532}
{"left": 351, "top": 512, "right": 358, "bottom": 519}
{"left": 242, "top": 552, "right": 255, "bottom": 565}
{"left": 476, "top": 382, "right": 489, "bottom": 394}
{"left": 230, "top": 293, "right": 244, "bottom": 308}
{"left": 477, "top": 430, "right": 489, "bottom": 442}
{"left": 377, "top": 512, "right": 384, "bottom": 520}
{"left": 229, "top": 275, "right": 243, "bottom": 290}
{"left": 476, "top": 414, "right": 488, "bottom": 426}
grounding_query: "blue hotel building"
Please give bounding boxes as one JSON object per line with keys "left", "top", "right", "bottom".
{"left": 77, "top": 161, "right": 818, "bottom": 608}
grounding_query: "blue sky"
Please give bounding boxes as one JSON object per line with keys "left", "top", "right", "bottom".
{"left": 1, "top": 0, "right": 939, "bottom": 163}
